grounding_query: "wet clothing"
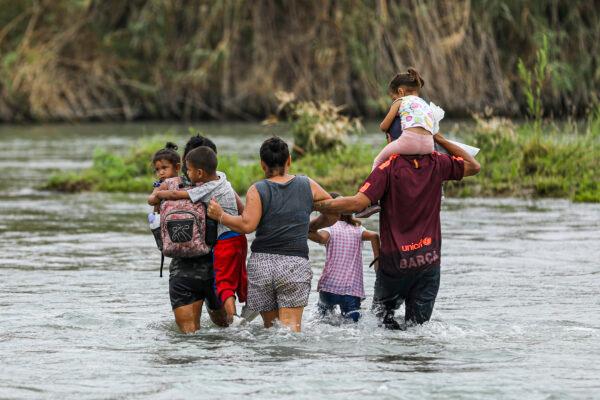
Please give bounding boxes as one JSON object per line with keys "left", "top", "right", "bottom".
{"left": 251, "top": 176, "right": 313, "bottom": 259}
{"left": 318, "top": 291, "right": 362, "bottom": 322}
{"left": 372, "top": 265, "right": 440, "bottom": 324}
{"left": 318, "top": 222, "right": 366, "bottom": 299}
{"left": 213, "top": 232, "right": 248, "bottom": 303}
{"left": 186, "top": 171, "right": 238, "bottom": 237}
{"left": 168, "top": 254, "right": 220, "bottom": 310}
{"left": 359, "top": 151, "right": 463, "bottom": 325}
{"left": 168, "top": 253, "right": 214, "bottom": 280}
{"left": 246, "top": 252, "right": 312, "bottom": 312}
{"left": 359, "top": 152, "right": 464, "bottom": 276}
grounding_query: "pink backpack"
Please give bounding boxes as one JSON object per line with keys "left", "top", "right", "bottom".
{"left": 159, "top": 177, "right": 212, "bottom": 260}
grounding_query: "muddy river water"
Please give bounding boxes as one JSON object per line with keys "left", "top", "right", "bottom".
{"left": 0, "top": 123, "right": 598, "bottom": 399}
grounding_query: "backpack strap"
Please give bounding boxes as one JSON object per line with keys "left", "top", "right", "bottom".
{"left": 159, "top": 253, "right": 165, "bottom": 277}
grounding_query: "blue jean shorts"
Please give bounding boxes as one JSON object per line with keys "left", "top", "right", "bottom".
{"left": 318, "top": 291, "right": 362, "bottom": 322}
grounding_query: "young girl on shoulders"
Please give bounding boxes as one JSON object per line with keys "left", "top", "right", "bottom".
{"left": 373, "top": 68, "right": 444, "bottom": 169}
{"left": 309, "top": 193, "right": 380, "bottom": 322}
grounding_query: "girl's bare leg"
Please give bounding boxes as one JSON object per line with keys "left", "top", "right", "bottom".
{"left": 278, "top": 307, "right": 304, "bottom": 332}
{"left": 173, "top": 300, "right": 203, "bottom": 333}
{"left": 260, "top": 310, "right": 279, "bottom": 328}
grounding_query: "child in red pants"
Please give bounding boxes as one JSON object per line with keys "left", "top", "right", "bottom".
{"left": 213, "top": 232, "right": 248, "bottom": 318}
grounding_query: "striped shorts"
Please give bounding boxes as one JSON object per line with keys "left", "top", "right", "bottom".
{"left": 246, "top": 252, "right": 313, "bottom": 312}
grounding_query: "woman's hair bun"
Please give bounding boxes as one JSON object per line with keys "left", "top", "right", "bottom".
{"left": 165, "top": 142, "right": 178, "bottom": 151}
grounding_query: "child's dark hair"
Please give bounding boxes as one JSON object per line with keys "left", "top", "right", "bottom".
{"left": 388, "top": 68, "right": 425, "bottom": 94}
{"left": 330, "top": 192, "right": 361, "bottom": 226}
{"left": 185, "top": 146, "right": 218, "bottom": 175}
{"left": 152, "top": 142, "right": 180, "bottom": 166}
{"left": 182, "top": 134, "right": 217, "bottom": 177}
{"left": 260, "top": 136, "right": 289, "bottom": 176}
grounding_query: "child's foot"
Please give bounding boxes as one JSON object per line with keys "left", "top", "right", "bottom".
{"left": 240, "top": 305, "right": 259, "bottom": 323}
{"left": 355, "top": 204, "right": 381, "bottom": 218}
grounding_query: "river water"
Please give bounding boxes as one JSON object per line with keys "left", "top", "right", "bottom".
{"left": 0, "top": 123, "right": 599, "bottom": 399}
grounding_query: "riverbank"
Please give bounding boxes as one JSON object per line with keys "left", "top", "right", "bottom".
{"left": 1, "top": 2, "right": 598, "bottom": 121}
{"left": 45, "top": 115, "right": 599, "bottom": 203}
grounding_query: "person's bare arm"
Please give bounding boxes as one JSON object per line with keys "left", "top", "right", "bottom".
{"left": 379, "top": 100, "right": 401, "bottom": 132}
{"left": 234, "top": 191, "right": 245, "bottom": 214}
{"left": 148, "top": 181, "right": 169, "bottom": 206}
{"left": 155, "top": 190, "right": 190, "bottom": 201}
{"left": 313, "top": 192, "right": 371, "bottom": 215}
{"left": 308, "top": 230, "right": 330, "bottom": 245}
{"left": 308, "top": 178, "right": 339, "bottom": 231}
{"left": 434, "top": 133, "right": 481, "bottom": 177}
{"left": 362, "top": 229, "right": 380, "bottom": 271}
{"left": 207, "top": 185, "right": 262, "bottom": 234}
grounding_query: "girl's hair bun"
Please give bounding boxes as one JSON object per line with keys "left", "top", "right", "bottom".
{"left": 407, "top": 68, "right": 425, "bottom": 88}
{"left": 165, "top": 142, "right": 178, "bottom": 151}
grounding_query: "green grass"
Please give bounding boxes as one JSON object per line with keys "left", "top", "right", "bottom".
{"left": 45, "top": 114, "right": 600, "bottom": 203}
{"left": 444, "top": 114, "right": 599, "bottom": 202}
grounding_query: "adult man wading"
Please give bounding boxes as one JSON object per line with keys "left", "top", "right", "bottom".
{"left": 310, "top": 133, "right": 480, "bottom": 329}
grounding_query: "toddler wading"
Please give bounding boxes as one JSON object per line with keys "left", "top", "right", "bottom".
{"left": 309, "top": 193, "right": 380, "bottom": 322}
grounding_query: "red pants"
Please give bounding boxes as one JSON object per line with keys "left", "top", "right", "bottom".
{"left": 213, "top": 234, "right": 248, "bottom": 303}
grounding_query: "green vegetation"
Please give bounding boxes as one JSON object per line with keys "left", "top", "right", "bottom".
{"left": 517, "top": 35, "right": 551, "bottom": 134}
{"left": 1, "top": 1, "right": 598, "bottom": 122}
{"left": 445, "top": 111, "right": 599, "bottom": 202}
{"left": 44, "top": 111, "right": 599, "bottom": 203}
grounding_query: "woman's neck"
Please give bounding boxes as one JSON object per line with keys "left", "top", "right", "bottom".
{"left": 267, "top": 172, "right": 293, "bottom": 182}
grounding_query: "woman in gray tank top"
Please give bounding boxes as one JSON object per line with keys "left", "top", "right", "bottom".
{"left": 207, "top": 137, "right": 336, "bottom": 332}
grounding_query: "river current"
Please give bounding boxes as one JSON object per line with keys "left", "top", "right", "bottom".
{"left": 0, "top": 123, "right": 598, "bottom": 399}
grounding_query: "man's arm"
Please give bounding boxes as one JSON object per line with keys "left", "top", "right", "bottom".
{"left": 308, "top": 178, "right": 338, "bottom": 231}
{"left": 434, "top": 133, "right": 481, "bottom": 177}
{"left": 310, "top": 193, "right": 371, "bottom": 231}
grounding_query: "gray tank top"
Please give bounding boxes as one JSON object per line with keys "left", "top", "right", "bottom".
{"left": 251, "top": 175, "right": 313, "bottom": 258}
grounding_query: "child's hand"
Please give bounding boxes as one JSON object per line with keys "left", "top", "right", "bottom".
{"left": 156, "top": 190, "right": 170, "bottom": 199}
{"left": 207, "top": 198, "right": 223, "bottom": 221}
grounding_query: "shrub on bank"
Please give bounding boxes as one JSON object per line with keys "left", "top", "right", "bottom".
{"left": 45, "top": 110, "right": 599, "bottom": 203}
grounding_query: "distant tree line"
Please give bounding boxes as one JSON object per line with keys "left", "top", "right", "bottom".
{"left": 0, "top": 0, "right": 597, "bottom": 122}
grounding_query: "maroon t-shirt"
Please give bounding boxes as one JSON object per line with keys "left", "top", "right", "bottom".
{"left": 360, "top": 152, "right": 464, "bottom": 276}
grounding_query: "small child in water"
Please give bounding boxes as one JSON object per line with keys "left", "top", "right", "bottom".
{"left": 154, "top": 146, "right": 250, "bottom": 326}
{"left": 309, "top": 193, "right": 380, "bottom": 322}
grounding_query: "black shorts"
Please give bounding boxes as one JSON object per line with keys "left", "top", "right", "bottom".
{"left": 169, "top": 276, "right": 222, "bottom": 310}
{"left": 372, "top": 265, "right": 440, "bottom": 324}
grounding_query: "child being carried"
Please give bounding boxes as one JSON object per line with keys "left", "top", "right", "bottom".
{"left": 373, "top": 68, "right": 444, "bottom": 169}
{"left": 357, "top": 68, "right": 444, "bottom": 218}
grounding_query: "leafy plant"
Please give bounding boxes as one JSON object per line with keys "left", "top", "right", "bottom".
{"left": 517, "top": 35, "right": 551, "bottom": 134}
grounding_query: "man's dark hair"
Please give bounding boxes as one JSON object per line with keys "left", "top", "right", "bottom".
{"left": 185, "top": 146, "right": 218, "bottom": 175}
{"left": 182, "top": 134, "right": 217, "bottom": 177}
{"left": 259, "top": 137, "right": 289, "bottom": 174}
